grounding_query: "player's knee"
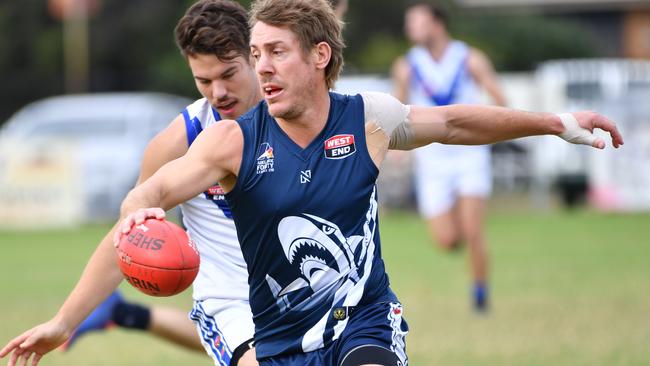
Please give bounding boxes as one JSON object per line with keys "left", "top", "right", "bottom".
{"left": 463, "top": 230, "right": 485, "bottom": 249}
{"left": 435, "top": 234, "right": 461, "bottom": 251}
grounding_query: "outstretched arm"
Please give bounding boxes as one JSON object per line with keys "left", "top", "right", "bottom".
{"left": 361, "top": 93, "right": 624, "bottom": 165}
{"left": 0, "top": 227, "right": 124, "bottom": 366}
{"left": 407, "top": 105, "right": 623, "bottom": 149}
{"left": 0, "top": 115, "right": 207, "bottom": 366}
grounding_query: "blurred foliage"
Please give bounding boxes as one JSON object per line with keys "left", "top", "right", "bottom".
{"left": 0, "top": 1, "right": 63, "bottom": 124}
{"left": 0, "top": 0, "right": 602, "bottom": 124}
{"left": 346, "top": 33, "right": 410, "bottom": 74}
{"left": 454, "top": 13, "right": 597, "bottom": 71}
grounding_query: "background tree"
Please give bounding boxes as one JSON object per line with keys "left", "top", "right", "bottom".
{"left": 0, "top": 0, "right": 597, "bottom": 124}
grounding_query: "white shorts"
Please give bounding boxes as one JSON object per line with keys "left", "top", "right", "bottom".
{"left": 413, "top": 147, "right": 492, "bottom": 218}
{"left": 190, "top": 298, "right": 255, "bottom": 366}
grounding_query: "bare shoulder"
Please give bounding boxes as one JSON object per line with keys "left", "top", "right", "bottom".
{"left": 467, "top": 48, "right": 493, "bottom": 71}
{"left": 147, "top": 114, "right": 189, "bottom": 158}
{"left": 139, "top": 114, "right": 189, "bottom": 182}
{"left": 391, "top": 56, "right": 411, "bottom": 79}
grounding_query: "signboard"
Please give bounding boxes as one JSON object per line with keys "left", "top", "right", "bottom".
{"left": 0, "top": 139, "right": 83, "bottom": 228}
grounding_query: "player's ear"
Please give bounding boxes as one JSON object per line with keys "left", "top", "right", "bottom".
{"left": 313, "top": 42, "right": 331, "bottom": 71}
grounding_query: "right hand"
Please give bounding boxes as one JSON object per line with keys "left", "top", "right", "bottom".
{"left": 0, "top": 318, "right": 72, "bottom": 366}
{"left": 113, "top": 207, "right": 166, "bottom": 247}
{"left": 557, "top": 112, "right": 624, "bottom": 149}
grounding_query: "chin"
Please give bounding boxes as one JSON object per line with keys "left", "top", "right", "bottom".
{"left": 267, "top": 104, "right": 287, "bottom": 118}
{"left": 267, "top": 98, "right": 302, "bottom": 120}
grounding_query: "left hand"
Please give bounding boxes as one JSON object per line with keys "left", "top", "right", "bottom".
{"left": 113, "top": 207, "right": 166, "bottom": 246}
{"left": 558, "top": 112, "right": 624, "bottom": 149}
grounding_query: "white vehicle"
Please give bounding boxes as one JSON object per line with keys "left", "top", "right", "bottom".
{"left": 0, "top": 93, "right": 191, "bottom": 226}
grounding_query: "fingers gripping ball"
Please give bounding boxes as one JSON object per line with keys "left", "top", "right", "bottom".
{"left": 116, "top": 219, "right": 200, "bottom": 296}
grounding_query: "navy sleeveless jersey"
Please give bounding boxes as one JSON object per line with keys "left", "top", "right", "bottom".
{"left": 225, "top": 92, "right": 397, "bottom": 359}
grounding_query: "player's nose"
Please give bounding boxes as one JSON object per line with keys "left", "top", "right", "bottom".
{"left": 212, "top": 82, "right": 228, "bottom": 99}
{"left": 255, "top": 53, "right": 274, "bottom": 76}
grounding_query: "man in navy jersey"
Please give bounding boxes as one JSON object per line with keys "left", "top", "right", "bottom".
{"left": 107, "top": 0, "right": 620, "bottom": 364}
{"left": 7, "top": 0, "right": 621, "bottom": 365}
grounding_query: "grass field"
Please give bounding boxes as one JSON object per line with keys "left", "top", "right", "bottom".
{"left": 1, "top": 208, "right": 649, "bottom": 365}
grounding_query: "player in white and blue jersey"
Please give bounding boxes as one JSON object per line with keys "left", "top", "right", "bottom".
{"left": 182, "top": 97, "right": 257, "bottom": 366}
{"left": 106, "top": 1, "right": 621, "bottom": 365}
{"left": 393, "top": 3, "right": 508, "bottom": 311}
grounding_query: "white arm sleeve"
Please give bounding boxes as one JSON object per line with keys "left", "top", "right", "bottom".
{"left": 360, "top": 92, "right": 414, "bottom": 150}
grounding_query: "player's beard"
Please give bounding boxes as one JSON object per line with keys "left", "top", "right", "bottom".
{"left": 269, "top": 102, "right": 304, "bottom": 121}
{"left": 268, "top": 87, "right": 309, "bottom": 121}
{"left": 266, "top": 73, "right": 319, "bottom": 122}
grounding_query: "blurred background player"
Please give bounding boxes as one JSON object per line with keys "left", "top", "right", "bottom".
{"left": 392, "top": 2, "right": 507, "bottom": 312}
{"left": 0, "top": 1, "right": 263, "bottom": 365}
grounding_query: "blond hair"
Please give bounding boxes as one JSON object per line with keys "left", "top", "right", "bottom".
{"left": 250, "top": 0, "right": 345, "bottom": 89}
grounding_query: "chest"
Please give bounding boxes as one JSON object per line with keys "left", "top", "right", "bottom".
{"left": 251, "top": 132, "right": 374, "bottom": 213}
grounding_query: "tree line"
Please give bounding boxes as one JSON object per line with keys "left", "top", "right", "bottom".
{"left": 0, "top": 0, "right": 595, "bottom": 123}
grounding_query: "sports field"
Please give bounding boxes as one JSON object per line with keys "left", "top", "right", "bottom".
{"left": 1, "top": 208, "right": 649, "bottom": 365}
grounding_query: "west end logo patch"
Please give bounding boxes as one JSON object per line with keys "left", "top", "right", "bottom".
{"left": 206, "top": 184, "right": 225, "bottom": 200}
{"left": 324, "top": 134, "right": 356, "bottom": 159}
{"left": 203, "top": 182, "right": 233, "bottom": 219}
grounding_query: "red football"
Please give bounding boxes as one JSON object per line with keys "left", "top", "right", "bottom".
{"left": 115, "top": 218, "right": 200, "bottom": 297}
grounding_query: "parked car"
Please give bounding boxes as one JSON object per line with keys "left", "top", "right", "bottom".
{"left": 0, "top": 92, "right": 191, "bottom": 224}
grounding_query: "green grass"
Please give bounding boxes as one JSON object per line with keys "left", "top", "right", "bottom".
{"left": 1, "top": 209, "right": 649, "bottom": 365}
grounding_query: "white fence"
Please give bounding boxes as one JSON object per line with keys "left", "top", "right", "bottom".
{"left": 336, "top": 60, "right": 650, "bottom": 211}
{"left": 531, "top": 59, "right": 650, "bottom": 211}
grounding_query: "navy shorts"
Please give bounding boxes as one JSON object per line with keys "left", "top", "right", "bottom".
{"left": 259, "top": 302, "right": 409, "bottom": 366}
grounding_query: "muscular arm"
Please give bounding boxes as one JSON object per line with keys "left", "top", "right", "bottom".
{"left": 408, "top": 104, "right": 562, "bottom": 147}
{"left": 0, "top": 115, "right": 196, "bottom": 364}
{"left": 408, "top": 105, "right": 623, "bottom": 149}
{"left": 119, "top": 119, "right": 242, "bottom": 223}
{"left": 362, "top": 93, "right": 623, "bottom": 168}
{"left": 467, "top": 48, "right": 507, "bottom": 107}
{"left": 59, "top": 116, "right": 193, "bottom": 332}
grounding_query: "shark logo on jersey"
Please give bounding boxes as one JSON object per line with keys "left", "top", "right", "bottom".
{"left": 265, "top": 187, "right": 379, "bottom": 352}
{"left": 256, "top": 142, "right": 275, "bottom": 174}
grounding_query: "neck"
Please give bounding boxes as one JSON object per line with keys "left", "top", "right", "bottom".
{"left": 234, "top": 93, "right": 263, "bottom": 120}
{"left": 427, "top": 35, "right": 450, "bottom": 60}
{"left": 275, "top": 86, "right": 331, "bottom": 149}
